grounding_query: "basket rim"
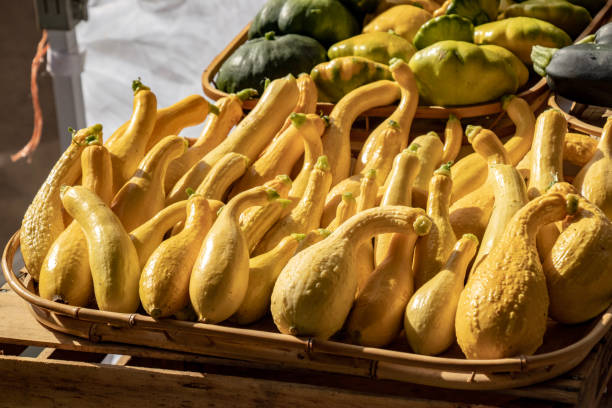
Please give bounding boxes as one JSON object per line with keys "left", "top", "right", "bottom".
{"left": 3, "top": 229, "right": 611, "bottom": 380}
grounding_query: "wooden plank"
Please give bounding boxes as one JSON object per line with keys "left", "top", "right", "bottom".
{"left": 0, "top": 355, "right": 498, "bottom": 408}
{"left": 36, "top": 347, "right": 56, "bottom": 360}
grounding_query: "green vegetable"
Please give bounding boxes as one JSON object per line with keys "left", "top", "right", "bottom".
{"left": 413, "top": 14, "right": 475, "bottom": 50}
{"left": 503, "top": 0, "right": 592, "bottom": 39}
{"left": 328, "top": 32, "right": 417, "bottom": 64}
{"left": 216, "top": 32, "right": 326, "bottom": 94}
{"left": 408, "top": 40, "right": 519, "bottom": 106}
{"left": 479, "top": 44, "right": 529, "bottom": 88}
{"left": 446, "top": 0, "right": 500, "bottom": 25}
{"left": 474, "top": 17, "right": 572, "bottom": 63}
{"left": 248, "top": 0, "right": 360, "bottom": 46}
{"left": 310, "top": 56, "right": 393, "bottom": 102}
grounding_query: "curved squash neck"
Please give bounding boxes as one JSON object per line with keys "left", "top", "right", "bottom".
{"left": 506, "top": 194, "right": 568, "bottom": 245}
{"left": 473, "top": 129, "right": 509, "bottom": 165}
{"left": 130, "top": 200, "right": 187, "bottom": 238}
{"left": 444, "top": 237, "right": 478, "bottom": 282}
{"left": 226, "top": 188, "right": 275, "bottom": 218}
{"left": 182, "top": 198, "right": 211, "bottom": 233}
{"left": 139, "top": 138, "right": 185, "bottom": 180}
{"left": 336, "top": 207, "right": 425, "bottom": 245}
{"left": 382, "top": 153, "right": 420, "bottom": 207}
{"left": 502, "top": 97, "right": 535, "bottom": 165}
{"left": 357, "top": 176, "right": 379, "bottom": 212}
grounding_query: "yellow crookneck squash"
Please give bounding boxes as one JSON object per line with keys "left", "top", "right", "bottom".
{"left": 346, "top": 212, "right": 432, "bottom": 347}
{"left": 374, "top": 144, "right": 421, "bottom": 265}
{"left": 239, "top": 175, "right": 293, "bottom": 253}
{"left": 405, "top": 233, "right": 479, "bottom": 356}
{"left": 450, "top": 95, "right": 535, "bottom": 202}
{"left": 323, "top": 60, "right": 418, "bottom": 226}
{"left": 194, "top": 152, "right": 250, "bottom": 201}
{"left": 189, "top": 185, "right": 281, "bottom": 323}
{"left": 105, "top": 80, "right": 157, "bottom": 193}
{"left": 354, "top": 169, "right": 380, "bottom": 295}
{"left": 111, "top": 135, "right": 187, "bottom": 232}
{"left": 410, "top": 132, "right": 444, "bottom": 209}
{"left": 139, "top": 195, "right": 214, "bottom": 318}
{"left": 254, "top": 156, "right": 332, "bottom": 255}
{"left": 573, "top": 117, "right": 612, "bottom": 219}
{"left": 544, "top": 182, "right": 612, "bottom": 324}
{"left": 60, "top": 185, "right": 141, "bottom": 313}
{"left": 163, "top": 89, "right": 255, "bottom": 193}
{"left": 322, "top": 80, "right": 401, "bottom": 186}
{"left": 230, "top": 113, "right": 326, "bottom": 196}
{"left": 21, "top": 124, "right": 103, "bottom": 281}
{"left": 232, "top": 233, "right": 305, "bottom": 325}
{"left": 449, "top": 126, "right": 510, "bottom": 241}
{"left": 528, "top": 109, "right": 568, "bottom": 259}
{"left": 39, "top": 144, "right": 112, "bottom": 306}
{"left": 166, "top": 74, "right": 299, "bottom": 205}
{"left": 455, "top": 193, "right": 578, "bottom": 359}
{"left": 271, "top": 206, "right": 431, "bottom": 339}
{"left": 413, "top": 162, "right": 457, "bottom": 290}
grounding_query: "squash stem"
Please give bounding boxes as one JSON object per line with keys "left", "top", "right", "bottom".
{"left": 236, "top": 88, "right": 258, "bottom": 101}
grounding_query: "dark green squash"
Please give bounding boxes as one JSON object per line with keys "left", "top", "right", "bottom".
{"left": 215, "top": 32, "right": 327, "bottom": 94}
{"left": 248, "top": 0, "right": 360, "bottom": 46}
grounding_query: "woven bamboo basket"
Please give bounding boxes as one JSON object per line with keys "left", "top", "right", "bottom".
{"left": 3, "top": 232, "right": 612, "bottom": 391}
{"left": 201, "top": 0, "right": 612, "bottom": 120}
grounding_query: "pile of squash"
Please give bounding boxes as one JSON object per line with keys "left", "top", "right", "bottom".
{"left": 21, "top": 59, "right": 612, "bottom": 360}
{"left": 216, "top": 0, "right": 605, "bottom": 106}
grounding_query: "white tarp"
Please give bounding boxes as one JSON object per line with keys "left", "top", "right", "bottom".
{"left": 76, "top": 0, "right": 266, "bottom": 138}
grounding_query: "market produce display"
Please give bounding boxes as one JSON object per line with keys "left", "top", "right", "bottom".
{"left": 213, "top": 0, "right": 608, "bottom": 107}
{"left": 14, "top": 0, "right": 612, "bottom": 366}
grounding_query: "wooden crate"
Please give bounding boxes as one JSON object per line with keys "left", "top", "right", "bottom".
{"left": 1, "top": 282, "right": 611, "bottom": 407}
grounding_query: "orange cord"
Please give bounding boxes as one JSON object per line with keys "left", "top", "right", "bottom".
{"left": 12, "top": 30, "right": 49, "bottom": 163}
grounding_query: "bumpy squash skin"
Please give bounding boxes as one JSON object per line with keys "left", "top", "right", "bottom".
{"left": 129, "top": 200, "right": 188, "bottom": 269}
{"left": 322, "top": 80, "right": 401, "bottom": 186}
{"left": 164, "top": 93, "right": 246, "bottom": 193}
{"left": 311, "top": 57, "right": 393, "bottom": 103}
{"left": 271, "top": 206, "right": 430, "bottom": 339}
{"left": 405, "top": 234, "right": 479, "bottom": 355}
{"left": 255, "top": 156, "right": 332, "bottom": 255}
{"left": 139, "top": 196, "right": 213, "bottom": 318}
{"left": 328, "top": 32, "right": 417, "bottom": 64}
{"left": 60, "top": 186, "right": 141, "bottom": 313}
{"left": 327, "top": 192, "right": 358, "bottom": 232}
{"left": 21, "top": 124, "right": 103, "bottom": 281}
{"left": 217, "top": 33, "right": 326, "bottom": 95}
{"left": 502, "top": 0, "right": 592, "bottom": 39}
{"left": 248, "top": 0, "right": 359, "bottom": 46}
{"left": 111, "top": 136, "right": 187, "bottom": 232}
{"left": 232, "top": 234, "right": 303, "bottom": 325}
{"left": 573, "top": 117, "right": 612, "bottom": 219}
{"left": 544, "top": 184, "right": 612, "bottom": 324}
{"left": 408, "top": 40, "right": 518, "bottom": 106}
{"left": 195, "top": 152, "right": 250, "bottom": 201}
{"left": 564, "top": 132, "right": 598, "bottom": 167}
{"left": 413, "top": 165, "right": 457, "bottom": 289}
{"left": 289, "top": 114, "right": 324, "bottom": 199}
{"left": 106, "top": 81, "right": 157, "bottom": 193}
{"left": 145, "top": 94, "right": 211, "bottom": 151}
{"left": 39, "top": 144, "right": 113, "bottom": 306}
{"left": 455, "top": 193, "right": 574, "bottom": 359}
{"left": 167, "top": 74, "right": 299, "bottom": 205}
{"left": 474, "top": 17, "right": 572, "bottom": 64}
{"left": 231, "top": 114, "right": 326, "bottom": 195}
{"left": 363, "top": 5, "right": 433, "bottom": 42}
{"left": 189, "top": 186, "right": 279, "bottom": 323}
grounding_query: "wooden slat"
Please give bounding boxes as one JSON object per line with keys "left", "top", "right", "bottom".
{"left": 0, "top": 355, "right": 498, "bottom": 408}
{"left": 36, "top": 347, "right": 56, "bottom": 360}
